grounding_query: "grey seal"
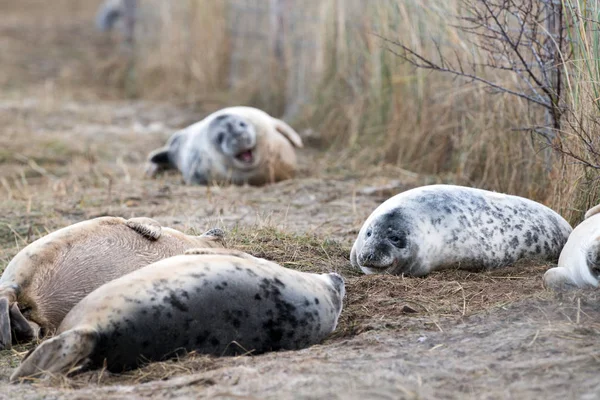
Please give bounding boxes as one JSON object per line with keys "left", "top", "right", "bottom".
{"left": 351, "top": 184, "right": 572, "bottom": 276}
{"left": 10, "top": 248, "right": 345, "bottom": 381}
{"left": 0, "top": 217, "right": 225, "bottom": 349}
{"left": 146, "top": 106, "right": 303, "bottom": 186}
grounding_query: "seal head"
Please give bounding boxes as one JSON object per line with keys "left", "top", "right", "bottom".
{"left": 351, "top": 210, "right": 421, "bottom": 275}
{"left": 208, "top": 114, "right": 259, "bottom": 170}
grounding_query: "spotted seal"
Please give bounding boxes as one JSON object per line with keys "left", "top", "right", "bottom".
{"left": 351, "top": 184, "right": 572, "bottom": 276}
{"left": 0, "top": 217, "right": 225, "bottom": 350}
{"left": 146, "top": 106, "right": 303, "bottom": 186}
{"left": 543, "top": 204, "right": 600, "bottom": 289}
{"left": 10, "top": 248, "right": 345, "bottom": 381}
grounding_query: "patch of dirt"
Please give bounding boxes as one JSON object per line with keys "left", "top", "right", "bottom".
{"left": 0, "top": 2, "right": 599, "bottom": 399}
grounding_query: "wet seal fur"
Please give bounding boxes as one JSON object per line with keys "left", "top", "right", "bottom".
{"left": 543, "top": 204, "right": 600, "bottom": 290}
{"left": 10, "top": 248, "right": 345, "bottom": 382}
{"left": 0, "top": 217, "right": 225, "bottom": 350}
{"left": 146, "top": 106, "right": 303, "bottom": 186}
{"left": 351, "top": 184, "right": 572, "bottom": 276}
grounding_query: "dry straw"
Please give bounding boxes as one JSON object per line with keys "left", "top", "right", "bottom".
{"left": 117, "top": 0, "right": 600, "bottom": 222}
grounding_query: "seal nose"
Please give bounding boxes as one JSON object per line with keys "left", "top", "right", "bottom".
{"left": 227, "top": 122, "right": 248, "bottom": 138}
{"left": 358, "top": 251, "right": 375, "bottom": 265}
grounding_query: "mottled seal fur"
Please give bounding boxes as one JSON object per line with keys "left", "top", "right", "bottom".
{"left": 0, "top": 217, "right": 225, "bottom": 350}
{"left": 543, "top": 204, "right": 600, "bottom": 290}
{"left": 351, "top": 184, "right": 572, "bottom": 276}
{"left": 10, "top": 248, "right": 345, "bottom": 381}
{"left": 146, "top": 106, "right": 303, "bottom": 186}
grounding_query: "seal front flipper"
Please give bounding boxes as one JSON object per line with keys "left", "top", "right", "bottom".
{"left": 126, "top": 217, "right": 162, "bottom": 241}
{"left": 10, "top": 327, "right": 97, "bottom": 383}
{"left": 146, "top": 147, "right": 172, "bottom": 178}
{"left": 10, "top": 304, "right": 40, "bottom": 343}
{"left": 0, "top": 297, "right": 11, "bottom": 350}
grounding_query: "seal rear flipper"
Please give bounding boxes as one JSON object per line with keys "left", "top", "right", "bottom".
{"left": 201, "top": 228, "right": 225, "bottom": 239}
{"left": 126, "top": 217, "right": 162, "bottom": 241}
{"left": 273, "top": 119, "right": 304, "bottom": 148}
{"left": 585, "top": 204, "right": 600, "bottom": 220}
{"left": 9, "top": 304, "right": 40, "bottom": 343}
{"left": 0, "top": 297, "right": 11, "bottom": 350}
{"left": 10, "top": 327, "right": 97, "bottom": 383}
{"left": 199, "top": 228, "right": 226, "bottom": 247}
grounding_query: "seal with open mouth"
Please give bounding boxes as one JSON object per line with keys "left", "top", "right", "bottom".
{"left": 146, "top": 106, "right": 303, "bottom": 186}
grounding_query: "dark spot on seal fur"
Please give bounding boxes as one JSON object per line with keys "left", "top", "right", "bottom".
{"left": 195, "top": 331, "right": 210, "bottom": 345}
{"left": 164, "top": 291, "right": 189, "bottom": 313}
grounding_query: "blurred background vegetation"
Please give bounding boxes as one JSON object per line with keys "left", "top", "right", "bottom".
{"left": 4, "top": 0, "right": 600, "bottom": 224}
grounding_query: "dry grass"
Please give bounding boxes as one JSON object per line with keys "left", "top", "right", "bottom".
{"left": 122, "top": 0, "right": 557, "bottom": 204}
{"left": 0, "top": 2, "right": 600, "bottom": 398}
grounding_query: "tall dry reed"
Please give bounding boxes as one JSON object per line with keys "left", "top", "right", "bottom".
{"left": 124, "top": 0, "right": 599, "bottom": 219}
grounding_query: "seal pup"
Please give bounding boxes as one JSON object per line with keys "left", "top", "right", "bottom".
{"left": 146, "top": 106, "right": 303, "bottom": 186}
{"left": 0, "top": 217, "right": 225, "bottom": 349}
{"left": 10, "top": 248, "right": 345, "bottom": 381}
{"left": 351, "top": 184, "right": 572, "bottom": 276}
{"left": 543, "top": 204, "right": 600, "bottom": 289}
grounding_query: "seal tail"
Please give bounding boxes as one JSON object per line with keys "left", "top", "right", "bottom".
{"left": 10, "top": 327, "right": 97, "bottom": 383}
{"left": 273, "top": 118, "right": 304, "bottom": 148}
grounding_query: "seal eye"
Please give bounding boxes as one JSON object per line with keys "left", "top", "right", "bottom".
{"left": 239, "top": 121, "right": 247, "bottom": 128}
{"left": 389, "top": 234, "right": 407, "bottom": 248}
{"left": 366, "top": 230, "right": 372, "bottom": 238}
{"left": 216, "top": 132, "right": 225, "bottom": 145}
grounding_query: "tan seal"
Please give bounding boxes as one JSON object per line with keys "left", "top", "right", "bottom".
{"left": 10, "top": 248, "right": 345, "bottom": 382}
{"left": 0, "top": 217, "right": 225, "bottom": 349}
{"left": 146, "top": 106, "right": 303, "bottom": 185}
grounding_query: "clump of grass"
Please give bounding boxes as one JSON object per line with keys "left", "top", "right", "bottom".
{"left": 226, "top": 225, "right": 357, "bottom": 276}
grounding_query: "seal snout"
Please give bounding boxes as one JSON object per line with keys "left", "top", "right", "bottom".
{"left": 213, "top": 115, "right": 257, "bottom": 166}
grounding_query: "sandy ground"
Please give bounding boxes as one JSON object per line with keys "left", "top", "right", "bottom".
{"left": 0, "top": 1, "right": 599, "bottom": 399}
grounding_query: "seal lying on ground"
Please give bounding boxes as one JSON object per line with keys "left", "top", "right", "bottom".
{"left": 351, "top": 184, "right": 572, "bottom": 276}
{"left": 10, "top": 248, "right": 345, "bottom": 381}
{"left": 543, "top": 204, "right": 600, "bottom": 290}
{"left": 146, "top": 106, "right": 303, "bottom": 186}
{"left": 0, "top": 217, "right": 225, "bottom": 350}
